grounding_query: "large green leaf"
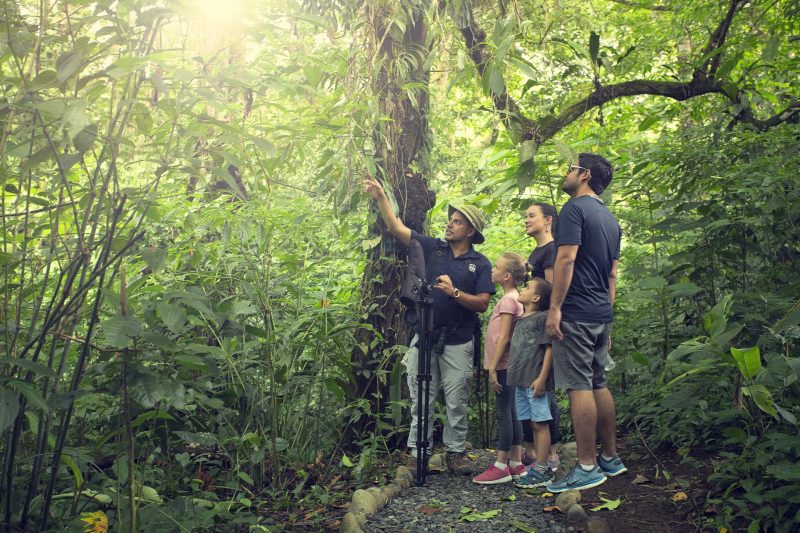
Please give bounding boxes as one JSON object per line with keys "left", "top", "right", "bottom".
{"left": 730, "top": 346, "right": 761, "bottom": 380}
{"left": 102, "top": 315, "right": 141, "bottom": 348}
{"left": 742, "top": 385, "right": 777, "bottom": 417}
{"left": 56, "top": 50, "right": 83, "bottom": 82}
{"left": 157, "top": 302, "right": 186, "bottom": 334}
{"left": 0, "top": 387, "right": 20, "bottom": 434}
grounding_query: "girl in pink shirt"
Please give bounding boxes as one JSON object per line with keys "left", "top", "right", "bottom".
{"left": 473, "top": 253, "right": 528, "bottom": 485}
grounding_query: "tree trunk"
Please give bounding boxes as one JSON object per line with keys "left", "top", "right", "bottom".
{"left": 346, "top": 2, "right": 434, "bottom": 445}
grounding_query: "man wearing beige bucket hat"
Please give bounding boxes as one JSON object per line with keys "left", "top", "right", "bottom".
{"left": 364, "top": 177, "right": 494, "bottom": 475}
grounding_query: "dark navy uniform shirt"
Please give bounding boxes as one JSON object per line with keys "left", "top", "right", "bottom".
{"left": 410, "top": 231, "right": 495, "bottom": 345}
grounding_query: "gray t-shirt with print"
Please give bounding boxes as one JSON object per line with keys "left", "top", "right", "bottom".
{"left": 506, "top": 311, "right": 553, "bottom": 390}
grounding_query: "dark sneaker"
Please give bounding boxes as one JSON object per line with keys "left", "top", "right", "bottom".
{"left": 545, "top": 464, "right": 607, "bottom": 493}
{"left": 597, "top": 455, "right": 628, "bottom": 477}
{"left": 445, "top": 451, "right": 473, "bottom": 475}
{"left": 514, "top": 466, "right": 553, "bottom": 488}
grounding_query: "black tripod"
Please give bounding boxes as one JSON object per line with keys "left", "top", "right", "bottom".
{"left": 400, "top": 239, "right": 436, "bottom": 486}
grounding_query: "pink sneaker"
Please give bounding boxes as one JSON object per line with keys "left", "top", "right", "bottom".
{"left": 472, "top": 464, "right": 512, "bottom": 485}
{"left": 509, "top": 463, "right": 527, "bottom": 480}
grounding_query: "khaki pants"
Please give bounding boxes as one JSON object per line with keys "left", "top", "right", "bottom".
{"left": 403, "top": 335, "right": 473, "bottom": 454}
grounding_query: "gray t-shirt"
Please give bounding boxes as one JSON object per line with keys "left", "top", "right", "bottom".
{"left": 506, "top": 312, "right": 553, "bottom": 390}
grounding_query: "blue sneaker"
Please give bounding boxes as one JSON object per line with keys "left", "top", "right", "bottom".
{"left": 597, "top": 455, "right": 628, "bottom": 477}
{"left": 545, "top": 464, "right": 607, "bottom": 493}
{"left": 514, "top": 466, "right": 553, "bottom": 488}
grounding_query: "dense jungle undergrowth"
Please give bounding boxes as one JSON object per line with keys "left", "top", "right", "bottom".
{"left": 2, "top": 0, "right": 799, "bottom": 531}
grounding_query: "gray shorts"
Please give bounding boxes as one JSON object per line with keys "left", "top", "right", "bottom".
{"left": 553, "top": 321, "right": 610, "bottom": 391}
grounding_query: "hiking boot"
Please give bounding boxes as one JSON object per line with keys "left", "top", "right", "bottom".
{"left": 597, "top": 454, "right": 628, "bottom": 477}
{"left": 514, "top": 465, "right": 553, "bottom": 488}
{"left": 547, "top": 453, "right": 561, "bottom": 472}
{"left": 445, "top": 451, "right": 473, "bottom": 475}
{"left": 545, "top": 464, "right": 607, "bottom": 493}
{"left": 509, "top": 463, "right": 527, "bottom": 480}
{"left": 403, "top": 453, "right": 429, "bottom": 474}
{"left": 472, "top": 464, "right": 512, "bottom": 485}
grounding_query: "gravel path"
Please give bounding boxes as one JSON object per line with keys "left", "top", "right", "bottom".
{"left": 366, "top": 449, "right": 569, "bottom": 533}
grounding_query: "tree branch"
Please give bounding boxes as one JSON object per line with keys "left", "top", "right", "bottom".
{"left": 455, "top": 0, "right": 796, "bottom": 150}
{"left": 459, "top": 20, "right": 534, "bottom": 134}
{"left": 696, "top": 0, "right": 747, "bottom": 80}
{"left": 530, "top": 78, "right": 723, "bottom": 144}
{"left": 606, "top": 0, "right": 672, "bottom": 11}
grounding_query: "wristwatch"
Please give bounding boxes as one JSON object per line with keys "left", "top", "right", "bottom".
{"left": 451, "top": 288, "right": 461, "bottom": 299}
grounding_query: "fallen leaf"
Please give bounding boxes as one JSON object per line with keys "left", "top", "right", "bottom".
{"left": 467, "top": 453, "right": 480, "bottom": 460}
{"left": 672, "top": 491, "right": 688, "bottom": 502}
{"left": 419, "top": 506, "right": 442, "bottom": 516}
{"left": 501, "top": 494, "right": 517, "bottom": 501}
{"left": 509, "top": 519, "right": 539, "bottom": 533}
{"left": 541, "top": 492, "right": 554, "bottom": 497}
{"left": 461, "top": 509, "right": 501, "bottom": 522}
{"left": 591, "top": 495, "right": 622, "bottom": 512}
{"left": 631, "top": 474, "right": 649, "bottom": 485}
{"left": 719, "top": 529, "right": 728, "bottom": 533}
{"left": 543, "top": 506, "right": 558, "bottom": 512}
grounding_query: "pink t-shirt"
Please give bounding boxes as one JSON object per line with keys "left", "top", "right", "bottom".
{"left": 483, "top": 290, "right": 524, "bottom": 370}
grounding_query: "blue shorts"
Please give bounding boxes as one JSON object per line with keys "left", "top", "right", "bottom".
{"left": 515, "top": 387, "right": 552, "bottom": 423}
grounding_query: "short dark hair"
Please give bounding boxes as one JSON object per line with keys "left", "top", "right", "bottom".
{"left": 532, "top": 277, "right": 552, "bottom": 310}
{"left": 578, "top": 153, "right": 613, "bottom": 195}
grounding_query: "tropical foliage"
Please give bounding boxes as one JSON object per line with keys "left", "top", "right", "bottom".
{"left": 1, "top": 0, "right": 798, "bottom": 531}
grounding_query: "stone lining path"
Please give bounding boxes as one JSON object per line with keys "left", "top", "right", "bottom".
{"left": 358, "top": 443, "right": 612, "bottom": 533}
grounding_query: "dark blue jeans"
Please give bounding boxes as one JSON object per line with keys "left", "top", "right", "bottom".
{"left": 495, "top": 369, "right": 523, "bottom": 452}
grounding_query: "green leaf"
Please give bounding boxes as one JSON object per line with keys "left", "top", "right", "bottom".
{"left": 591, "top": 493, "right": 622, "bottom": 511}
{"left": 638, "top": 276, "right": 667, "bottom": 290}
{"left": 129, "top": 372, "right": 166, "bottom": 408}
{"left": 142, "top": 246, "right": 167, "bottom": 273}
{"left": 730, "top": 346, "right": 761, "bottom": 380}
{"left": 638, "top": 115, "right": 660, "bottom": 131}
{"left": 341, "top": 453, "right": 354, "bottom": 467}
{"left": 589, "top": 31, "right": 600, "bottom": 64}
{"left": 73, "top": 124, "right": 98, "bottom": 153}
{"left": 461, "top": 509, "right": 501, "bottom": 522}
{"left": 238, "top": 471, "right": 254, "bottom": 485}
{"left": 488, "top": 64, "right": 505, "bottom": 97}
{"left": 158, "top": 302, "right": 186, "bottom": 334}
{"left": 62, "top": 101, "right": 90, "bottom": 141}
{"left": 667, "top": 282, "right": 701, "bottom": 298}
{"left": 518, "top": 140, "right": 536, "bottom": 163}
{"left": 11, "top": 380, "right": 49, "bottom": 413}
{"left": 765, "top": 463, "right": 800, "bottom": 481}
{"left": 510, "top": 520, "right": 538, "bottom": 533}
{"left": 742, "top": 384, "right": 777, "bottom": 417}
{"left": 761, "top": 35, "right": 779, "bottom": 62}
{"left": 0, "top": 357, "right": 56, "bottom": 378}
{"left": 772, "top": 302, "right": 800, "bottom": 334}
{"left": 102, "top": 315, "right": 141, "bottom": 348}
{"left": 0, "top": 388, "right": 20, "bottom": 434}
{"left": 56, "top": 50, "right": 83, "bottom": 82}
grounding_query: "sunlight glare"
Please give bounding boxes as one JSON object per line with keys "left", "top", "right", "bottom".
{"left": 181, "top": 0, "right": 250, "bottom": 31}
